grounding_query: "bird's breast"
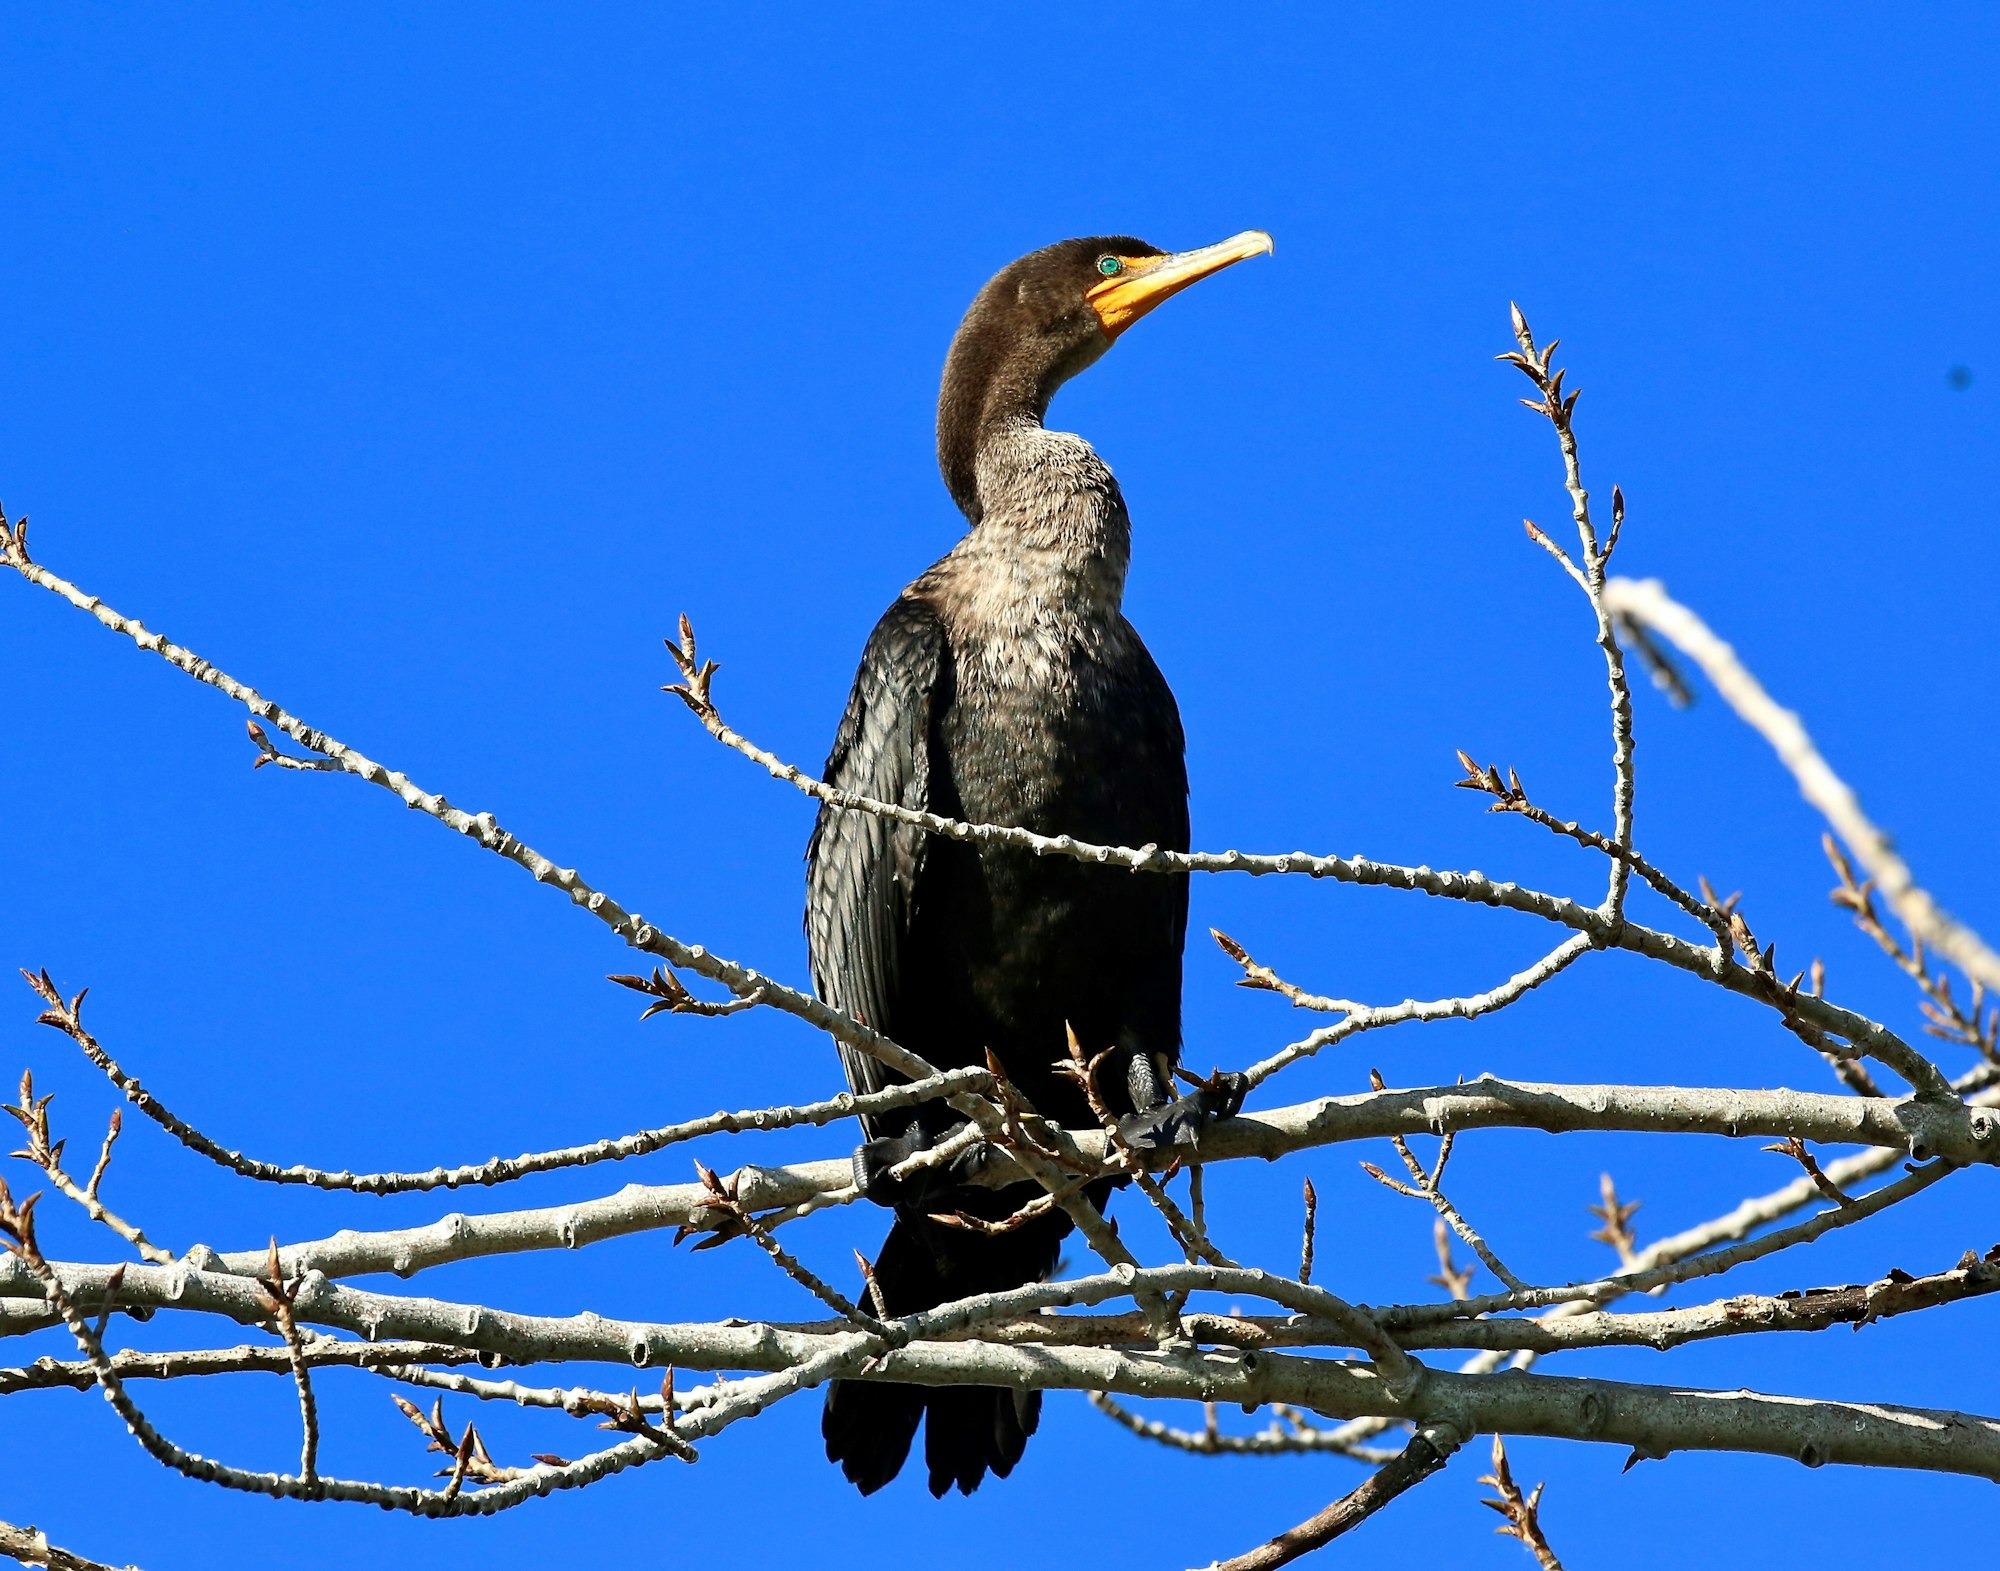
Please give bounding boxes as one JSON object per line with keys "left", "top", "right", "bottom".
{"left": 938, "top": 606, "right": 1164, "bottom": 836}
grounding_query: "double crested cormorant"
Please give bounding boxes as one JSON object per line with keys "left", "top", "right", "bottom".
{"left": 806, "top": 231, "right": 1271, "bottom": 1497}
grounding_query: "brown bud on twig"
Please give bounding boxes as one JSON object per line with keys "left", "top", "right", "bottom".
{"left": 1452, "top": 750, "right": 1526, "bottom": 809}
{"left": 442, "top": 1424, "right": 477, "bottom": 1500}
{"left": 93, "top": 1261, "right": 126, "bottom": 1344}
{"left": 1428, "top": 1217, "right": 1474, "bottom": 1301}
{"left": 1604, "top": 483, "right": 1627, "bottom": 563}
{"left": 1588, "top": 1172, "right": 1642, "bottom": 1267}
{"left": 1697, "top": 876, "right": 1742, "bottom": 918}
{"left": 854, "top": 1249, "right": 890, "bottom": 1320}
{"left": 1359, "top": 1160, "right": 1424, "bottom": 1199}
{"left": 1209, "top": 928, "right": 1275, "bottom": 992}
{"left": 84, "top": 1110, "right": 121, "bottom": 1200}
{"left": 1300, "top": 1177, "right": 1318, "bottom": 1286}
{"left": 662, "top": 613, "right": 722, "bottom": 719}
{"left": 607, "top": 965, "right": 760, "bottom": 1020}
{"left": 0, "top": 505, "right": 33, "bottom": 563}
{"left": 1763, "top": 1136, "right": 1856, "bottom": 1209}
{"left": 0, "top": 1177, "right": 43, "bottom": 1258}
{"left": 1480, "top": 1435, "right": 1566, "bottom": 1568}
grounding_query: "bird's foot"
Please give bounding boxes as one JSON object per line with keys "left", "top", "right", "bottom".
{"left": 1116, "top": 1068, "right": 1248, "bottom": 1151}
{"left": 851, "top": 1122, "right": 991, "bottom": 1207}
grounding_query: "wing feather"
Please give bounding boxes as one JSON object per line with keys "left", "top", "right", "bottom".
{"left": 805, "top": 596, "right": 948, "bottom": 1112}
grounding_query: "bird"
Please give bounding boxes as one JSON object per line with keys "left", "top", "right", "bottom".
{"left": 805, "top": 231, "right": 1271, "bottom": 1497}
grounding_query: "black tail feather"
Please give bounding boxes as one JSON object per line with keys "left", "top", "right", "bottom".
{"left": 922, "top": 1383, "right": 1040, "bottom": 1496}
{"left": 823, "top": 1378, "right": 925, "bottom": 1495}
{"left": 823, "top": 1197, "right": 1065, "bottom": 1496}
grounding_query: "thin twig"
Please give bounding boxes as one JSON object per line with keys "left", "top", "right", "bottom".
{"left": 1361, "top": 1070, "right": 1530, "bottom": 1293}
{"left": 2, "top": 536, "right": 1939, "bottom": 1102}
{"left": 1089, "top": 1391, "right": 1401, "bottom": 1462}
{"left": 1763, "top": 1137, "right": 1856, "bottom": 1210}
{"left": 1480, "top": 1436, "right": 1566, "bottom": 1569}
{"left": 256, "top": 1240, "right": 320, "bottom": 1483}
{"left": 1430, "top": 1217, "right": 1474, "bottom": 1300}
{"left": 1197, "top": 1423, "right": 1463, "bottom": 1571}
{"left": 18, "top": 971, "right": 990, "bottom": 1194}
{"left": 3, "top": 1066, "right": 171, "bottom": 1265}
{"left": 1243, "top": 935, "right": 1593, "bottom": 1089}
{"left": 1500, "top": 307, "right": 1637, "bottom": 919}
{"left": 1212, "top": 930, "right": 1364, "bottom": 1013}
{"left": 685, "top": 1161, "right": 890, "bottom": 1337}
{"left": 1454, "top": 752, "right": 1729, "bottom": 951}
{"left": 0, "top": 1177, "right": 692, "bottom": 1515}
{"left": 1382, "top": 1154, "right": 1958, "bottom": 1328}
{"left": 1827, "top": 837, "right": 1998, "bottom": 1061}
{"left": 1299, "top": 1177, "right": 1317, "bottom": 1287}
{"left": 1, "top": 1339, "right": 497, "bottom": 1395}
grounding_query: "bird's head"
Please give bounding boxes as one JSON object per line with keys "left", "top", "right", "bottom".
{"left": 939, "top": 231, "right": 1272, "bottom": 521}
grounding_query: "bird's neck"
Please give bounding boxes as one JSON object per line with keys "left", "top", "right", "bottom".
{"left": 937, "top": 310, "right": 1110, "bottom": 526}
{"left": 958, "top": 421, "right": 1131, "bottom": 615}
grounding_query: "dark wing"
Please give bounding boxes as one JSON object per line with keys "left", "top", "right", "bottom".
{"left": 805, "top": 595, "right": 949, "bottom": 1112}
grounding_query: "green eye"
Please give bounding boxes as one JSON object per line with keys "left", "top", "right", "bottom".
{"left": 1096, "top": 255, "right": 1123, "bottom": 277}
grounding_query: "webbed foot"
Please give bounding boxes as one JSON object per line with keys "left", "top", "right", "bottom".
{"left": 1116, "top": 1069, "right": 1248, "bottom": 1151}
{"left": 851, "top": 1122, "right": 990, "bottom": 1206}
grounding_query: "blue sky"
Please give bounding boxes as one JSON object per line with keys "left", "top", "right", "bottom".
{"left": 3, "top": 6, "right": 1997, "bottom": 1567}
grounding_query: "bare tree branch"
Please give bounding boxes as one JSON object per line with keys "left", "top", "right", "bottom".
{"left": 1242, "top": 936, "right": 1593, "bottom": 1088}
{"left": 0, "top": 1520, "right": 140, "bottom": 1571}
{"left": 15, "top": 1244, "right": 2000, "bottom": 1481}
{"left": 1, "top": 1177, "right": 689, "bottom": 1516}
{"left": 17, "top": 978, "right": 993, "bottom": 1193}
{"left": 653, "top": 590, "right": 1945, "bottom": 1094}
{"left": 0, "top": 545, "right": 951, "bottom": 1101}
{"left": 10, "top": 525, "right": 1954, "bottom": 1107}
{"left": 1384, "top": 1153, "right": 1959, "bottom": 1327}
{"left": 1455, "top": 751, "right": 1730, "bottom": 950}
{"left": 1501, "top": 306, "right": 1637, "bottom": 920}
{"left": 255, "top": 1241, "right": 321, "bottom": 1484}
{"left": 1605, "top": 575, "right": 2000, "bottom": 995}
{"left": 4, "top": 1075, "right": 1991, "bottom": 1307}
{"left": 4, "top": 293, "right": 1996, "bottom": 1556}
{"left": 1, "top": 1339, "right": 498, "bottom": 1396}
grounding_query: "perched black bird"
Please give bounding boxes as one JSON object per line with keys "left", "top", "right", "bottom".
{"left": 806, "top": 231, "right": 1271, "bottom": 1497}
